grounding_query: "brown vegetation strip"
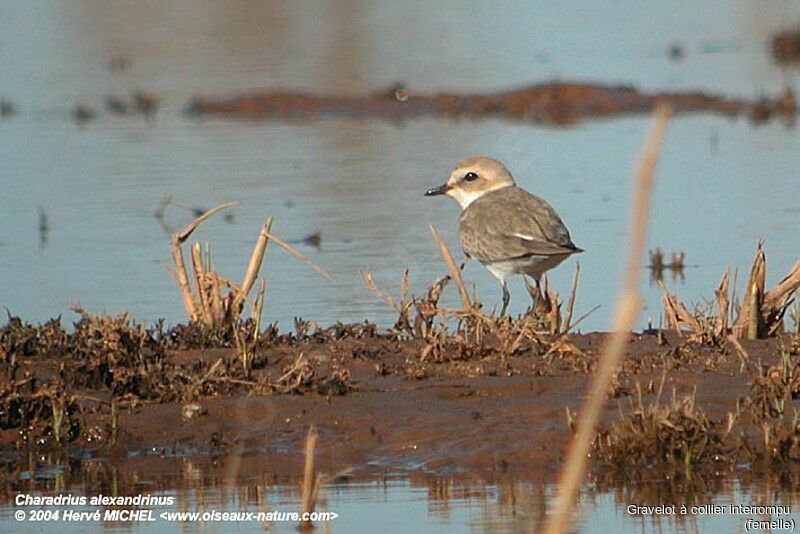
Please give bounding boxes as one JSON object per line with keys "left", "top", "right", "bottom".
{"left": 183, "top": 82, "right": 795, "bottom": 125}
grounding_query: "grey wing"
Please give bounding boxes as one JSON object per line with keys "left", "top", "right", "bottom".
{"left": 459, "top": 191, "right": 579, "bottom": 263}
{"left": 508, "top": 193, "right": 578, "bottom": 251}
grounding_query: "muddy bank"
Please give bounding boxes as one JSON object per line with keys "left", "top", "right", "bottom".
{"left": 183, "top": 82, "right": 796, "bottom": 125}
{"left": 773, "top": 28, "right": 800, "bottom": 64}
{"left": 2, "top": 308, "right": 799, "bottom": 493}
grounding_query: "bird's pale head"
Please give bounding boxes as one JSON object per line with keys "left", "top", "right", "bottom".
{"left": 425, "top": 156, "right": 515, "bottom": 209}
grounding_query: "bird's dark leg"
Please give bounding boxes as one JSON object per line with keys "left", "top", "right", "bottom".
{"left": 500, "top": 283, "right": 511, "bottom": 316}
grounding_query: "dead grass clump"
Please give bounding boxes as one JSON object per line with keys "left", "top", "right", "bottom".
{"left": 746, "top": 351, "right": 800, "bottom": 420}
{"left": 740, "top": 414, "right": 800, "bottom": 465}
{"left": 361, "top": 269, "right": 417, "bottom": 338}
{"left": 305, "top": 321, "right": 379, "bottom": 344}
{"left": 164, "top": 318, "right": 278, "bottom": 350}
{"left": 729, "top": 349, "right": 800, "bottom": 465}
{"left": 1, "top": 316, "right": 71, "bottom": 363}
{"left": 271, "top": 353, "right": 317, "bottom": 394}
{"left": 69, "top": 307, "right": 154, "bottom": 366}
{"left": 0, "top": 380, "right": 80, "bottom": 446}
{"left": 362, "top": 261, "right": 585, "bottom": 366}
{"left": 264, "top": 352, "right": 351, "bottom": 396}
{"left": 660, "top": 242, "right": 800, "bottom": 341}
{"left": 60, "top": 307, "right": 190, "bottom": 401}
{"left": 594, "top": 392, "right": 731, "bottom": 473}
{"left": 168, "top": 204, "right": 331, "bottom": 334}
{"left": 362, "top": 225, "right": 587, "bottom": 364}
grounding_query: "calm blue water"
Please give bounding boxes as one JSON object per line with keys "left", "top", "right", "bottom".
{"left": 1, "top": 1, "right": 798, "bottom": 332}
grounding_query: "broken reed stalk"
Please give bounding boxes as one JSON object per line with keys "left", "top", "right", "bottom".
{"left": 240, "top": 279, "right": 267, "bottom": 374}
{"left": 241, "top": 217, "right": 273, "bottom": 300}
{"left": 562, "top": 262, "right": 580, "bottom": 333}
{"left": 190, "top": 243, "right": 213, "bottom": 327}
{"left": 171, "top": 240, "right": 199, "bottom": 322}
{"left": 264, "top": 231, "right": 333, "bottom": 281}
{"left": 429, "top": 225, "right": 471, "bottom": 310}
{"left": 733, "top": 241, "right": 766, "bottom": 340}
{"left": 252, "top": 279, "right": 267, "bottom": 324}
{"left": 300, "top": 425, "right": 319, "bottom": 528}
{"left": 170, "top": 205, "right": 330, "bottom": 327}
{"left": 169, "top": 201, "right": 238, "bottom": 323}
{"left": 543, "top": 103, "right": 671, "bottom": 534}
{"left": 765, "top": 261, "right": 800, "bottom": 312}
{"left": 659, "top": 279, "right": 701, "bottom": 334}
{"left": 661, "top": 243, "right": 799, "bottom": 339}
{"left": 714, "top": 268, "right": 730, "bottom": 338}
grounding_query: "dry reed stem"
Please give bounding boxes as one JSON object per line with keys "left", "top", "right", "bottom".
{"left": 763, "top": 261, "right": 800, "bottom": 333}
{"left": 175, "top": 201, "right": 238, "bottom": 244}
{"left": 747, "top": 283, "right": 759, "bottom": 339}
{"left": 169, "top": 202, "right": 237, "bottom": 322}
{"left": 562, "top": 304, "right": 601, "bottom": 334}
{"left": 171, "top": 243, "right": 197, "bottom": 322}
{"left": 199, "top": 357, "right": 224, "bottom": 384}
{"left": 264, "top": 231, "right": 333, "bottom": 281}
{"left": 190, "top": 243, "right": 213, "bottom": 327}
{"left": 764, "top": 261, "right": 800, "bottom": 309}
{"left": 300, "top": 425, "right": 319, "bottom": 527}
{"left": 543, "top": 103, "right": 671, "bottom": 534}
{"left": 252, "top": 278, "right": 267, "bottom": 322}
{"left": 548, "top": 287, "right": 561, "bottom": 334}
{"left": 360, "top": 271, "right": 398, "bottom": 309}
{"left": 562, "top": 262, "right": 580, "bottom": 333}
{"left": 660, "top": 246, "right": 797, "bottom": 339}
{"left": 734, "top": 242, "right": 766, "bottom": 339}
{"left": 429, "top": 225, "right": 471, "bottom": 310}
{"left": 660, "top": 284, "right": 682, "bottom": 334}
{"left": 209, "top": 274, "right": 225, "bottom": 324}
{"left": 240, "top": 216, "right": 273, "bottom": 299}
{"left": 659, "top": 280, "right": 701, "bottom": 333}
{"left": 714, "top": 268, "right": 730, "bottom": 338}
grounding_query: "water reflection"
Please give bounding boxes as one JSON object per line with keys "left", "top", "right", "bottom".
{"left": 4, "top": 452, "right": 800, "bottom": 532}
{"left": 647, "top": 248, "right": 686, "bottom": 284}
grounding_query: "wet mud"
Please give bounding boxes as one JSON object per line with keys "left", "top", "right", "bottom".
{"left": 2, "top": 308, "right": 799, "bottom": 496}
{"left": 183, "top": 82, "right": 796, "bottom": 125}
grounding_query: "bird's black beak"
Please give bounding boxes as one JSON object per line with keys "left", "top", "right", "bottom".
{"left": 424, "top": 183, "right": 448, "bottom": 197}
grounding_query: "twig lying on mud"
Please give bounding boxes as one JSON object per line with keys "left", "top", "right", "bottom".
{"left": 545, "top": 103, "right": 671, "bottom": 534}
{"left": 198, "top": 357, "right": 224, "bottom": 385}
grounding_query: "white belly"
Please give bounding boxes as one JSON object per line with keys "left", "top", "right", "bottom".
{"left": 484, "top": 254, "right": 571, "bottom": 283}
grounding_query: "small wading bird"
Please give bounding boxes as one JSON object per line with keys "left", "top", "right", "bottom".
{"left": 425, "top": 156, "right": 582, "bottom": 315}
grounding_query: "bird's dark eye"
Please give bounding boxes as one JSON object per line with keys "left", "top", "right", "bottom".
{"left": 464, "top": 172, "right": 478, "bottom": 182}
